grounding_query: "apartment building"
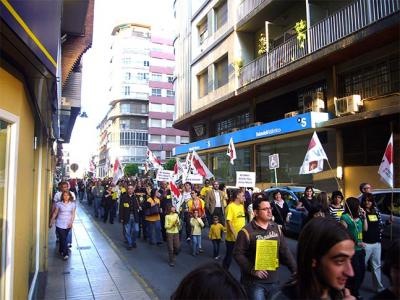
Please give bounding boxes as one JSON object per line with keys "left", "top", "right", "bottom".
{"left": 97, "top": 23, "right": 188, "bottom": 176}
{"left": 173, "top": 0, "right": 399, "bottom": 196}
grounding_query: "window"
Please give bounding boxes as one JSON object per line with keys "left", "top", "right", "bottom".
{"left": 123, "top": 86, "right": 130, "bottom": 96}
{"left": 166, "top": 90, "right": 175, "bottom": 97}
{"left": 181, "top": 136, "right": 189, "bottom": 144}
{"left": 338, "top": 55, "right": 399, "bottom": 99}
{"left": 141, "top": 104, "right": 147, "bottom": 113}
{"left": 137, "top": 73, "right": 149, "bottom": 81}
{"left": 216, "top": 111, "right": 251, "bottom": 135}
{"left": 198, "top": 18, "right": 208, "bottom": 45}
{"left": 215, "top": 55, "right": 229, "bottom": 88}
{"left": 166, "top": 120, "right": 173, "bottom": 127}
{"left": 122, "top": 57, "right": 131, "bottom": 64}
{"left": 198, "top": 70, "right": 208, "bottom": 97}
{"left": 150, "top": 134, "right": 161, "bottom": 143}
{"left": 165, "top": 150, "right": 172, "bottom": 159}
{"left": 165, "top": 105, "right": 175, "bottom": 113}
{"left": 125, "top": 72, "right": 131, "bottom": 80}
{"left": 151, "top": 88, "right": 162, "bottom": 97}
{"left": 144, "top": 60, "right": 150, "bottom": 66}
{"left": 215, "top": 0, "right": 227, "bottom": 31}
{"left": 152, "top": 73, "right": 162, "bottom": 81}
{"left": 120, "top": 103, "right": 131, "bottom": 113}
{"left": 150, "top": 103, "right": 162, "bottom": 112}
{"left": 166, "top": 136, "right": 176, "bottom": 143}
{"left": 119, "top": 118, "right": 148, "bottom": 130}
{"left": 150, "top": 119, "right": 162, "bottom": 127}
{"left": 120, "top": 131, "right": 148, "bottom": 146}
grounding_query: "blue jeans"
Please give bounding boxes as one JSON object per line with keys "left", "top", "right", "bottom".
{"left": 212, "top": 239, "right": 221, "bottom": 257}
{"left": 243, "top": 281, "right": 278, "bottom": 300}
{"left": 56, "top": 227, "right": 70, "bottom": 256}
{"left": 67, "top": 229, "right": 72, "bottom": 245}
{"left": 147, "top": 220, "right": 162, "bottom": 244}
{"left": 223, "top": 241, "right": 235, "bottom": 269}
{"left": 94, "top": 197, "right": 103, "bottom": 218}
{"left": 192, "top": 235, "right": 201, "bottom": 255}
{"left": 124, "top": 216, "right": 139, "bottom": 247}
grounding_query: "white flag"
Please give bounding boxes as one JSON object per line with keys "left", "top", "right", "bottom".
{"left": 378, "top": 134, "right": 393, "bottom": 188}
{"left": 226, "top": 137, "right": 237, "bottom": 165}
{"left": 191, "top": 150, "right": 214, "bottom": 179}
{"left": 146, "top": 148, "right": 163, "bottom": 170}
{"left": 112, "top": 158, "right": 124, "bottom": 185}
{"left": 299, "top": 132, "right": 328, "bottom": 174}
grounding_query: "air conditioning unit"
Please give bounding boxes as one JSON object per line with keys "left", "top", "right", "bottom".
{"left": 284, "top": 110, "right": 299, "bottom": 118}
{"left": 334, "top": 95, "right": 362, "bottom": 116}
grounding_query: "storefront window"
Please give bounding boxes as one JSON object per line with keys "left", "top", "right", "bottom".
{"left": 256, "top": 132, "right": 336, "bottom": 187}
{"left": 211, "top": 147, "right": 252, "bottom": 185}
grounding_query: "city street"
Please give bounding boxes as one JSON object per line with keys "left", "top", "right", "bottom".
{"left": 79, "top": 200, "right": 389, "bottom": 300}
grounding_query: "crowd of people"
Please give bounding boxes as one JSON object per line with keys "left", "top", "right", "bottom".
{"left": 49, "top": 177, "right": 398, "bottom": 300}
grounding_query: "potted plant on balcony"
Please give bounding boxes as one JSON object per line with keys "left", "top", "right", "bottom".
{"left": 232, "top": 58, "right": 243, "bottom": 76}
{"left": 258, "top": 33, "right": 267, "bottom": 55}
{"left": 294, "top": 19, "right": 307, "bottom": 48}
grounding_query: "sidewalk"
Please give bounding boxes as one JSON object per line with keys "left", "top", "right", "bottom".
{"left": 39, "top": 203, "right": 154, "bottom": 300}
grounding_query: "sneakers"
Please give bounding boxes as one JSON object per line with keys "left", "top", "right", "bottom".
{"left": 169, "top": 262, "right": 175, "bottom": 267}
{"left": 199, "top": 249, "right": 204, "bottom": 253}
{"left": 63, "top": 255, "right": 69, "bottom": 260}
{"left": 186, "top": 237, "right": 191, "bottom": 242}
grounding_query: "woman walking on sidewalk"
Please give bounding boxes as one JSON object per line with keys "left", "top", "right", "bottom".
{"left": 49, "top": 191, "right": 76, "bottom": 260}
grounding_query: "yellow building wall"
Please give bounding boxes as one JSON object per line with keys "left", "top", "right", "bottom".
{"left": 0, "top": 67, "right": 35, "bottom": 298}
{"left": 343, "top": 166, "right": 390, "bottom": 198}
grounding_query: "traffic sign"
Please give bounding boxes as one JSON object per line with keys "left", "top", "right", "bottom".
{"left": 269, "top": 154, "right": 279, "bottom": 169}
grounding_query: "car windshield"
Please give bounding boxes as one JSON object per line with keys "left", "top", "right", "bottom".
{"left": 375, "top": 192, "right": 400, "bottom": 217}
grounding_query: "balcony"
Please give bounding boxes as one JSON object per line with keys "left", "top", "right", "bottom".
{"left": 238, "top": 0, "right": 399, "bottom": 88}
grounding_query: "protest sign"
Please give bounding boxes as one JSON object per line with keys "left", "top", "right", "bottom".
{"left": 236, "top": 171, "right": 255, "bottom": 187}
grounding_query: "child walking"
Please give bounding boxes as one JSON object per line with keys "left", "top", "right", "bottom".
{"left": 190, "top": 210, "right": 204, "bottom": 256}
{"left": 164, "top": 204, "right": 181, "bottom": 267}
{"left": 208, "top": 215, "right": 225, "bottom": 259}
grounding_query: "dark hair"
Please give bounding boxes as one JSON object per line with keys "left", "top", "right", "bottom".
{"left": 232, "top": 189, "right": 243, "bottom": 201}
{"left": 150, "top": 188, "right": 158, "bottom": 198}
{"left": 304, "top": 186, "right": 314, "bottom": 195}
{"left": 166, "top": 203, "right": 174, "bottom": 214}
{"left": 61, "top": 191, "right": 73, "bottom": 202}
{"left": 360, "top": 192, "right": 376, "bottom": 213}
{"left": 295, "top": 218, "right": 353, "bottom": 299}
{"left": 316, "top": 192, "right": 329, "bottom": 213}
{"left": 171, "top": 263, "right": 247, "bottom": 300}
{"left": 252, "top": 196, "right": 268, "bottom": 211}
{"left": 382, "top": 239, "right": 400, "bottom": 284}
{"left": 218, "top": 183, "right": 226, "bottom": 191}
{"left": 359, "top": 182, "right": 368, "bottom": 193}
{"left": 344, "top": 197, "right": 360, "bottom": 218}
{"left": 251, "top": 192, "right": 266, "bottom": 204}
{"left": 331, "top": 190, "right": 343, "bottom": 203}
{"left": 272, "top": 191, "right": 281, "bottom": 199}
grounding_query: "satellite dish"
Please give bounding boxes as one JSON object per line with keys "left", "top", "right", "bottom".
{"left": 70, "top": 163, "right": 79, "bottom": 172}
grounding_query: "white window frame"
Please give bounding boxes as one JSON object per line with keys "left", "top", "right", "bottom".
{"left": 0, "top": 109, "right": 19, "bottom": 300}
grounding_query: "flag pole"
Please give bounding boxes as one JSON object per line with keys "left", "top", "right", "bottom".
{"left": 326, "top": 160, "right": 343, "bottom": 191}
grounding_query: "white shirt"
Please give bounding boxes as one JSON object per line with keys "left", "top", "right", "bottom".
{"left": 55, "top": 201, "right": 76, "bottom": 229}
{"left": 214, "top": 190, "right": 221, "bottom": 207}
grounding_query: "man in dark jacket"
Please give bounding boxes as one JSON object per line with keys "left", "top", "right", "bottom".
{"left": 119, "top": 184, "right": 140, "bottom": 249}
{"left": 233, "top": 195, "right": 297, "bottom": 299}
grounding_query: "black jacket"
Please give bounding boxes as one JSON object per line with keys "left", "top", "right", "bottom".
{"left": 119, "top": 193, "right": 140, "bottom": 224}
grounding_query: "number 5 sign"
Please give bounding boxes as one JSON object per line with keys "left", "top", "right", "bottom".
{"left": 269, "top": 154, "right": 279, "bottom": 170}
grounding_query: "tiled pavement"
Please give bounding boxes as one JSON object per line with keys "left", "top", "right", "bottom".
{"left": 40, "top": 204, "right": 155, "bottom": 300}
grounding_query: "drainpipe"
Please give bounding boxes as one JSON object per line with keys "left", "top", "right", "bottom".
{"left": 305, "top": 0, "right": 311, "bottom": 53}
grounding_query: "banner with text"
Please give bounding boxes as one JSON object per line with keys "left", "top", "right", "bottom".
{"left": 186, "top": 174, "right": 204, "bottom": 184}
{"left": 236, "top": 171, "right": 256, "bottom": 188}
{"left": 156, "top": 170, "right": 174, "bottom": 182}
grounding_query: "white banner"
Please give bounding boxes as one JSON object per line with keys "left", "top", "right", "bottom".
{"left": 186, "top": 174, "right": 204, "bottom": 184}
{"left": 156, "top": 170, "right": 174, "bottom": 182}
{"left": 236, "top": 171, "right": 256, "bottom": 187}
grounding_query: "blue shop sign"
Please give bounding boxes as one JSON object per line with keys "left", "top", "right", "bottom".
{"left": 174, "top": 112, "right": 329, "bottom": 155}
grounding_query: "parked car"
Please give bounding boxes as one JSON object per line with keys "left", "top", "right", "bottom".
{"left": 263, "top": 186, "right": 321, "bottom": 235}
{"left": 359, "top": 188, "right": 400, "bottom": 251}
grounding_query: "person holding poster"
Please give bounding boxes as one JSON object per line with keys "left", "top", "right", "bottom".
{"left": 233, "top": 195, "right": 296, "bottom": 300}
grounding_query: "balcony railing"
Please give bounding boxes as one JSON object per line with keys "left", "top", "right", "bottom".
{"left": 239, "top": 0, "right": 399, "bottom": 88}
{"left": 237, "top": 0, "right": 265, "bottom": 22}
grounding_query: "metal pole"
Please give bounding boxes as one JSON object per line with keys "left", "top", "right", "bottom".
{"left": 274, "top": 168, "right": 278, "bottom": 187}
{"left": 305, "top": 0, "right": 311, "bottom": 53}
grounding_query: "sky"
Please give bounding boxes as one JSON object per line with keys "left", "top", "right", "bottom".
{"left": 66, "top": 0, "right": 175, "bottom": 176}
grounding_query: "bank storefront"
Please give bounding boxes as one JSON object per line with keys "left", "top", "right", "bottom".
{"left": 174, "top": 112, "right": 342, "bottom": 192}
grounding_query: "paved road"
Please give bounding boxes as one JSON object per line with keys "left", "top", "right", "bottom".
{"left": 79, "top": 201, "right": 388, "bottom": 300}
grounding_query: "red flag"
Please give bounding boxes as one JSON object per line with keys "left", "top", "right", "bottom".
{"left": 146, "top": 148, "right": 162, "bottom": 169}
{"left": 191, "top": 150, "right": 213, "bottom": 179}
{"left": 112, "top": 158, "right": 124, "bottom": 184}
{"left": 378, "top": 134, "right": 393, "bottom": 188}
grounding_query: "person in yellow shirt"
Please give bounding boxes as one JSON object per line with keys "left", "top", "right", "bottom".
{"left": 223, "top": 190, "right": 246, "bottom": 270}
{"left": 164, "top": 204, "right": 181, "bottom": 267}
{"left": 199, "top": 179, "right": 212, "bottom": 199}
{"left": 208, "top": 215, "right": 225, "bottom": 259}
{"left": 190, "top": 210, "right": 204, "bottom": 256}
{"left": 144, "top": 188, "right": 162, "bottom": 245}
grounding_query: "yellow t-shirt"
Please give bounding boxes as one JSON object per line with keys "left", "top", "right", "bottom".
{"left": 208, "top": 223, "right": 225, "bottom": 240}
{"left": 165, "top": 213, "right": 180, "bottom": 234}
{"left": 145, "top": 197, "right": 161, "bottom": 222}
{"left": 225, "top": 202, "right": 246, "bottom": 242}
{"left": 200, "top": 186, "right": 212, "bottom": 198}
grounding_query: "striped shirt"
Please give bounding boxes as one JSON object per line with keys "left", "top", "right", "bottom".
{"left": 329, "top": 204, "right": 344, "bottom": 222}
